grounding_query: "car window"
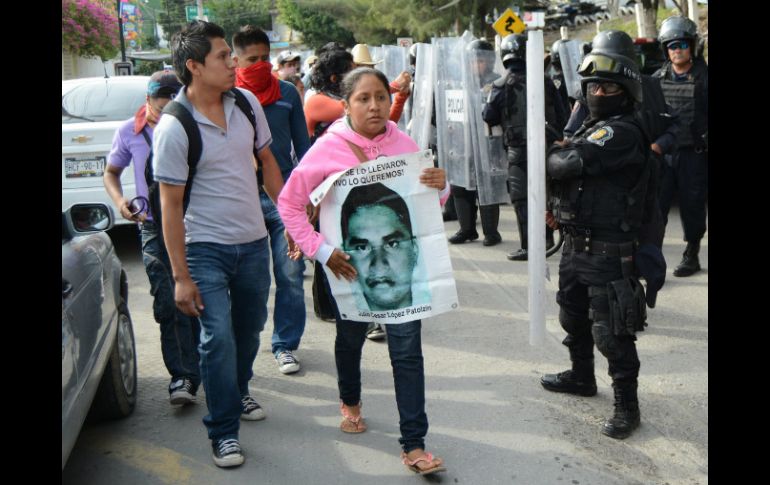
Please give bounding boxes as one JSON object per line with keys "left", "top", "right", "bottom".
{"left": 62, "top": 80, "right": 146, "bottom": 124}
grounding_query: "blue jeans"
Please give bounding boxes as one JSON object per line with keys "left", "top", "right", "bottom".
{"left": 260, "top": 191, "right": 306, "bottom": 356}
{"left": 324, "top": 275, "right": 428, "bottom": 452}
{"left": 186, "top": 238, "right": 271, "bottom": 442}
{"left": 140, "top": 222, "right": 200, "bottom": 393}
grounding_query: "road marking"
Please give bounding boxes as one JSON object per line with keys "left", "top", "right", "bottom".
{"left": 79, "top": 433, "right": 218, "bottom": 484}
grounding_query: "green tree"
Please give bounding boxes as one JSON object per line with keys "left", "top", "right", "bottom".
{"left": 158, "top": 0, "right": 189, "bottom": 43}
{"left": 280, "top": 0, "right": 522, "bottom": 46}
{"left": 208, "top": 0, "right": 272, "bottom": 42}
{"left": 277, "top": 0, "right": 356, "bottom": 50}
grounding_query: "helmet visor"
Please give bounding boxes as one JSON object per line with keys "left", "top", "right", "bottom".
{"left": 578, "top": 53, "right": 625, "bottom": 76}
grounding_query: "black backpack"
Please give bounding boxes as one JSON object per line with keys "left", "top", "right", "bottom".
{"left": 142, "top": 88, "right": 259, "bottom": 228}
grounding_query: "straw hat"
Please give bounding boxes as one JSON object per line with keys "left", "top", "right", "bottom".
{"left": 351, "top": 44, "right": 382, "bottom": 66}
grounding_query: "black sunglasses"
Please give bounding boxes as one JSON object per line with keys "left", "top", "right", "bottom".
{"left": 667, "top": 40, "right": 690, "bottom": 51}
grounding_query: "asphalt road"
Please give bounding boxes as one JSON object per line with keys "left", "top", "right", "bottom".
{"left": 62, "top": 204, "right": 707, "bottom": 485}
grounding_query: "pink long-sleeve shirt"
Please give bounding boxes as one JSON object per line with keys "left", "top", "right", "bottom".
{"left": 277, "top": 118, "right": 449, "bottom": 263}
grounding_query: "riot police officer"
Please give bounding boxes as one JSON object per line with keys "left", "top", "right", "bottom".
{"left": 540, "top": 45, "right": 652, "bottom": 439}
{"left": 548, "top": 39, "right": 573, "bottom": 113}
{"left": 653, "top": 16, "right": 708, "bottom": 277}
{"left": 483, "top": 33, "right": 567, "bottom": 260}
{"left": 448, "top": 39, "right": 503, "bottom": 246}
{"left": 562, "top": 30, "right": 677, "bottom": 260}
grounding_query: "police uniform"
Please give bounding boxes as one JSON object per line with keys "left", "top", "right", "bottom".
{"left": 653, "top": 57, "right": 708, "bottom": 275}
{"left": 544, "top": 112, "right": 651, "bottom": 439}
{"left": 483, "top": 63, "right": 567, "bottom": 259}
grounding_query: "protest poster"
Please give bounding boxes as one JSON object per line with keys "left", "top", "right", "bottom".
{"left": 310, "top": 150, "right": 459, "bottom": 324}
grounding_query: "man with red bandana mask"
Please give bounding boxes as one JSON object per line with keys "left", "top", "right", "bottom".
{"left": 103, "top": 70, "right": 202, "bottom": 407}
{"left": 232, "top": 26, "right": 312, "bottom": 376}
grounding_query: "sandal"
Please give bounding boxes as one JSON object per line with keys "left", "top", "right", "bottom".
{"left": 340, "top": 401, "right": 367, "bottom": 433}
{"left": 401, "top": 450, "right": 446, "bottom": 476}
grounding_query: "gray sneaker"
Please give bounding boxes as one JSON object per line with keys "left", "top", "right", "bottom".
{"left": 276, "top": 350, "right": 301, "bottom": 374}
{"left": 241, "top": 395, "right": 266, "bottom": 421}
{"left": 169, "top": 378, "right": 195, "bottom": 405}
{"left": 212, "top": 438, "right": 244, "bottom": 468}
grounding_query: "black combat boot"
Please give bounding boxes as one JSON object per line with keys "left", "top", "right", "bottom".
{"left": 449, "top": 195, "right": 478, "bottom": 244}
{"left": 508, "top": 202, "right": 528, "bottom": 260}
{"left": 480, "top": 205, "right": 501, "bottom": 246}
{"left": 602, "top": 382, "right": 640, "bottom": 439}
{"left": 449, "top": 230, "right": 479, "bottom": 244}
{"left": 673, "top": 240, "right": 701, "bottom": 277}
{"left": 540, "top": 360, "right": 597, "bottom": 396}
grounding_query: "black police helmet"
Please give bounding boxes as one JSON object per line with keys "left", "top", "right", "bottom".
{"left": 467, "top": 38, "right": 496, "bottom": 70}
{"left": 551, "top": 39, "right": 563, "bottom": 64}
{"left": 501, "top": 33, "right": 527, "bottom": 66}
{"left": 578, "top": 51, "right": 643, "bottom": 103}
{"left": 591, "top": 30, "right": 639, "bottom": 66}
{"left": 468, "top": 39, "right": 494, "bottom": 52}
{"left": 658, "top": 15, "right": 699, "bottom": 59}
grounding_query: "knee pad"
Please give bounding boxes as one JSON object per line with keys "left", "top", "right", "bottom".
{"left": 591, "top": 320, "right": 622, "bottom": 360}
{"left": 559, "top": 308, "right": 590, "bottom": 335}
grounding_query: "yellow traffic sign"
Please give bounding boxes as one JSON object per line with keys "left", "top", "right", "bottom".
{"left": 493, "top": 8, "right": 526, "bottom": 37}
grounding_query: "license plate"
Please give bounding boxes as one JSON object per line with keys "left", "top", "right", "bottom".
{"left": 65, "top": 156, "right": 106, "bottom": 178}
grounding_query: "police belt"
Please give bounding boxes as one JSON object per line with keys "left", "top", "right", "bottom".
{"left": 563, "top": 233, "right": 635, "bottom": 258}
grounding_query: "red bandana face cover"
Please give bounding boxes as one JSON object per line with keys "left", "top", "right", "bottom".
{"left": 235, "top": 61, "right": 282, "bottom": 106}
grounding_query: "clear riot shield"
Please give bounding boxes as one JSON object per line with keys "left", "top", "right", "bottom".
{"left": 380, "top": 45, "right": 411, "bottom": 131}
{"left": 558, "top": 40, "right": 584, "bottom": 101}
{"left": 465, "top": 43, "right": 510, "bottom": 206}
{"left": 408, "top": 43, "right": 434, "bottom": 150}
{"left": 369, "top": 46, "right": 383, "bottom": 67}
{"left": 433, "top": 35, "right": 473, "bottom": 189}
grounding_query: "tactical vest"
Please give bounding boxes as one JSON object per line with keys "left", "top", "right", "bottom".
{"left": 501, "top": 72, "right": 528, "bottom": 148}
{"left": 552, "top": 118, "right": 649, "bottom": 235}
{"left": 660, "top": 78, "right": 696, "bottom": 146}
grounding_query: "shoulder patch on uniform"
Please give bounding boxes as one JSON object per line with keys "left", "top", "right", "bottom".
{"left": 587, "top": 126, "right": 614, "bottom": 146}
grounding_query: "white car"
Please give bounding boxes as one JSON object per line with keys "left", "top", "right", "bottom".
{"left": 62, "top": 76, "right": 149, "bottom": 223}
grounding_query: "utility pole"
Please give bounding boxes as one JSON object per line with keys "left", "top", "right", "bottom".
{"left": 117, "top": 0, "right": 126, "bottom": 61}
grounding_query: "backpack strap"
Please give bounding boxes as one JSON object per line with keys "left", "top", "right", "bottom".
{"left": 344, "top": 140, "right": 369, "bottom": 163}
{"left": 230, "top": 87, "right": 263, "bottom": 184}
{"left": 139, "top": 127, "right": 152, "bottom": 147}
{"left": 162, "top": 101, "right": 202, "bottom": 213}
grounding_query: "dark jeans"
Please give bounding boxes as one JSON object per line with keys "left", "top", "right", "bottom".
{"left": 140, "top": 222, "right": 201, "bottom": 393}
{"left": 324, "top": 274, "right": 428, "bottom": 453}
{"left": 186, "top": 238, "right": 271, "bottom": 441}
{"left": 659, "top": 147, "right": 708, "bottom": 243}
{"left": 556, "top": 247, "right": 640, "bottom": 384}
{"left": 259, "top": 191, "right": 307, "bottom": 356}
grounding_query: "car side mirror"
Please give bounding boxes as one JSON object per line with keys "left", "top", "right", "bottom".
{"left": 63, "top": 203, "right": 114, "bottom": 239}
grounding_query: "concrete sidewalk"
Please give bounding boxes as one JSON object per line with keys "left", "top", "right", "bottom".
{"left": 62, "top": 204, "right": 707, "bottom": 485}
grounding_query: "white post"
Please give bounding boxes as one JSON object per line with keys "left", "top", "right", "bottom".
{"left": 526, "top": 28, "right": 546, "bottom": 346}
{"left": 687, "top": 0, "right": 699, "bottom": 24}
{"left": 197, "top": 0, "right": 208, "bottom": 21}
{"left": 635, "top": 3, "right": 647, "bottom": 38}
{"left": 560, "top": 26, "right": 569, "bottom": 41}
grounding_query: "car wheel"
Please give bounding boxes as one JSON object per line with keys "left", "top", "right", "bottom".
{"left": 90, "top": 299, "right": 137, "bottom": 420}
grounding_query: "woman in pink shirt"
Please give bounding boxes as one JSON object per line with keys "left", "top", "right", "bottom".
{"left": 278, "top": 67, "right": 449, "bottom": 476}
